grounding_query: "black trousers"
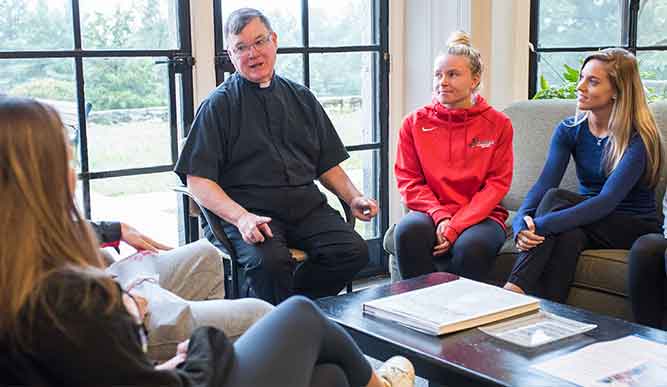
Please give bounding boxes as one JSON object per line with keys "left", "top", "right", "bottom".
{"left": 509, "top": 188, "right": 659, "bottom": 302}
{"left": 211, "top": 184, "right": 368, "bottom": 305}
{"left": 628, "top": 233, "right": 667, "bottom": 328}
{"left": 221, "top": 296, "right": 372, "bottom": 387}
{"left": 394, "top": 211, "right": 505, "bottom": 281}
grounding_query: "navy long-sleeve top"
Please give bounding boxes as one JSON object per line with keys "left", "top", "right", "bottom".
{"left": 512, "top": 117, "right": 656, "bottom": 238}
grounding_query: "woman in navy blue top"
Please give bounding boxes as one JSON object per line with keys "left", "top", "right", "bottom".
{"left": 503, "top": 48, "right": 663, "bottom": 302}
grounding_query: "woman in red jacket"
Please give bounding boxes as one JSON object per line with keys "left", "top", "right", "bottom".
{"left": 394, "top": 31, "right": 513, "bottom": 281}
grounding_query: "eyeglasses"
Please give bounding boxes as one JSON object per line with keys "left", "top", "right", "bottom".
{"left": 229, "top": 33, "right": 273, "bottom": 57}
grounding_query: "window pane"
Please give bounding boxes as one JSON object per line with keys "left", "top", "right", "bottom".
{"left": 536, "top": 51, "right": 588, "bottom": 94}
{"left": 0, "top": 0, "right": 73, "bottom": 50}
{"left": 538, "top": 0, "right": 628, "bottom": 48}
{"left": 90, "top": 172, "right": 180, "bottom": 253}
{"left": 638, "top": 0, "right": 667, "bottom": 47}
{"left": 308, "top": 0, "right": 374, "bottom": 46}
{"left": 317, "top": 150, "right": 380, "bottom": 240}
{"left": 309, "top": 52, "right": 377, "bottom": 145}
{"left": 0, "top": 58, "right": 76, "bottom": 101}
{"left": 84, "top": 57, "right": 171, "bottom": 171}
{"left": 220, "top": 0, "right": 301, "bottom": 48}
{"left": 80, "top": 0, "right": 179, "bottom": 50}
{"left": 637, "top": 51, "right": 667, "bottom": 101}
{"left": 275, "top": 53, "right": 303, "bottom": 84}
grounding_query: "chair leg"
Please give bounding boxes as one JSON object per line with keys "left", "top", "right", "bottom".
{"left": 230, "top": 257, "right": 240, "bottom": 299}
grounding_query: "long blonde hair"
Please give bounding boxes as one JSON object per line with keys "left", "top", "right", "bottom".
{"left": 0, "top": 97, "right": 118, "bottom": 348}
{"left": 579, "top": 48, "right": 663, "bottom": 187}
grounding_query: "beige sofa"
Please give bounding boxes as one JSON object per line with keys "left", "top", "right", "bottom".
{"left": 384, "top": 99, "right": 667, "bottom": 321}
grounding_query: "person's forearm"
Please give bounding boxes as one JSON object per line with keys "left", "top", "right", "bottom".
{"left": 318, "top": 165, "right": 362, "bottom": 204}
{"left": 187, "top": 175, "right": 248, "bottom": 226}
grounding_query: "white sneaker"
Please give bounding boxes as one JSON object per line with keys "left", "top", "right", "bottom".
{"left": 377, "top": 356, "right": 415, "bottom": 387}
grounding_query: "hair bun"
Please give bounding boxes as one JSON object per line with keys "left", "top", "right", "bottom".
{"left": 447, "top": 30, "right": 472, "bottom": 48}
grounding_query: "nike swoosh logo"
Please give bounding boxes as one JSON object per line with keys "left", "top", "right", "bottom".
{"left": 422, "top": 127, "right": 435, "bottom": 132}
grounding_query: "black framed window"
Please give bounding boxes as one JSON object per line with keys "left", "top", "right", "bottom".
{"left": 0, "top": 0, "right": 195, "bottom": 250}
{"left": 212, "top": 0, "right": 390, "bottom": 276}
{"left": 529, "top": 0, "right": 667, "bottom": 100}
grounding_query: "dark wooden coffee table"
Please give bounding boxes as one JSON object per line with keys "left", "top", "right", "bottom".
{"left": 316, "top": 272, "right": 667, "bottom": 387}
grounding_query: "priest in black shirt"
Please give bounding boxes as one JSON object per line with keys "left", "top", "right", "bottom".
{"left": 175, "top": 8, "right": 378, "bottom": 304}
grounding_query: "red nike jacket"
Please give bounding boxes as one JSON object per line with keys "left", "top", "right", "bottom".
{"left": 395, "top": 96, "right": 514, "bottom": 244}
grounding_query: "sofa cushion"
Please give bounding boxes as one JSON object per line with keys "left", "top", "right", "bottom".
{"left": 571, "top": 249, "right": 629, "bottom": 297}
{"left": 500, "top": 99, "right": 579, "bottom": 211}
{"left": 565, "top": 286, "right": 632, "bottom": 321}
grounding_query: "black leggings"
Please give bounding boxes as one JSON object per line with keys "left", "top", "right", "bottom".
{"left": 221, "top": 296, "right": 372, "bottom": 387}
{"left": 628, "top": 233, "right": 667, "bottom": 328}
{"left": 509, "top": 188, "right": 660, "bottom": 302}
{"left": 394, "top": 211, "right": 505, "bottom": 281}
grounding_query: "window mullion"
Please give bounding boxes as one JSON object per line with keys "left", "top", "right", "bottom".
{"left": 528, "top": 0, "right": 540, "bottom": 97}
{"left": 628, "top": 0, "right": 640, "bottom": 52}
{"left": 302, "top": 0, "right": 310, "bottom": 87}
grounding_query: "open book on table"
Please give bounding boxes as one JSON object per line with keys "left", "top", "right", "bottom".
{"left": 362, "top": 277, "right": 539, "bottom": 336}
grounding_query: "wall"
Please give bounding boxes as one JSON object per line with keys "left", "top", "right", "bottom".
{"left": 388, "top": 0, "right": 471, "bottom": 225}
{"left": 190, "top": 1, "right": 217, "bottom": 106}
{"left": 387, "top": 0, "right": 531, "bottom": 225}
{"left": 469, "top": 0, "right": 531, "bottom": 109}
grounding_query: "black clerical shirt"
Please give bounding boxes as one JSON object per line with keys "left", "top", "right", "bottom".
{"left": 175, "top": 73, "right": 349, "bottom": 192}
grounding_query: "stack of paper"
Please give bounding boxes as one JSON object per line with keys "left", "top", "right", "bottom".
{"left": 362, "top": 277, "right": 539, "bottom": 336}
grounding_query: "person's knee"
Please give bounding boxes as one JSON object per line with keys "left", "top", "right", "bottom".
{"left": 322, "top": 232, "right": 369, "bottom": 272}
{"left": 541, "top": 188, "right": 568, "bottom": 206}
{"left": 451, "top": 247, "right": 496, "bottom": 280}
{"left": 539, "top": 188, "right": 571, "bottom": 209}
{"left": 280, "top": 295, "right": 324, "bottom": 327}
{"left": 631, "top": 234, "right": 666, "bottom": 257}
{"left": 237, "top": 298, "right": 274, "bottom": 319}
{"left": 395, "top": 212, "right": 434, "bottom": 247}
{"left": 188, "top": 239, "right": 224, "bottom": 273}
{"left": 349, "top": 235, "right": 369, "bottom": 270}
{"left": 310, "top": 364, "right": 349, "bottom": 387}
{"left": 629, "top": 234, "right": 667, "bottom": 273}
{"left": 220, "top": 298, "right": 275, "bottom": 339}
{"left": 249, "top": 246, "right": 295, "bottom": 277}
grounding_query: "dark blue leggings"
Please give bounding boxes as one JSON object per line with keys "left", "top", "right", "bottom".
{"left": 509, "top": 189, "right": 659, "bottom": 302}
{"left": 221, "top": 296, "right": 372, "bottom": 387}
{"left": 394, "top": 211, "right": 505, "bottom": 281}
{"left": 628, "top": 233, "right": 667, "bottom": 328}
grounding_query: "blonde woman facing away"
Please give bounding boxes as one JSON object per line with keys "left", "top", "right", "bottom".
{"left": 504, "top": 48, "right": 663, "bottom": 302}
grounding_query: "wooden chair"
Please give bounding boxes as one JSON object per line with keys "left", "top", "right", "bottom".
{"left": 175, "top": 186, "right": 355, "bottom": 299}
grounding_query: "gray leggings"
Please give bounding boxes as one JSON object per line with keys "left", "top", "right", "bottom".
{"left": 221, "top": 296, "right": 373, "bottom": 387}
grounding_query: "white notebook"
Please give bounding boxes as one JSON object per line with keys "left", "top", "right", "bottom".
{"left": 363, "top": 277, "right": 539, "bottom": 336}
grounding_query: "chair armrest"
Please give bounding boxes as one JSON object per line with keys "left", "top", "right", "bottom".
{"left": 338, "top": 198, "right": 356, "bottom": 229}
{"left": 174, "top": 186, "right": 201, "bottom": 217}
{"left": 173, "top": 185, "right": 234, "bottom": 255}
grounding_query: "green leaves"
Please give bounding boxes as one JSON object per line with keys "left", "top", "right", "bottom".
{"left": 533, "top": 62, "right": 667, "bottom": 102}
{"left": 540, "top": 75, "right": 549, "bottom": 91}
{"left": 533, "top": 69, "right": 577, "bottom": 100}
{"left": 562, "top": 64, "right": 580, "bottom": 82}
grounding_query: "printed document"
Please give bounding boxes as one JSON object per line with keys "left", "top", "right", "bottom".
{"left": 533, "top": 335, "right": 667, "bottom": 386}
